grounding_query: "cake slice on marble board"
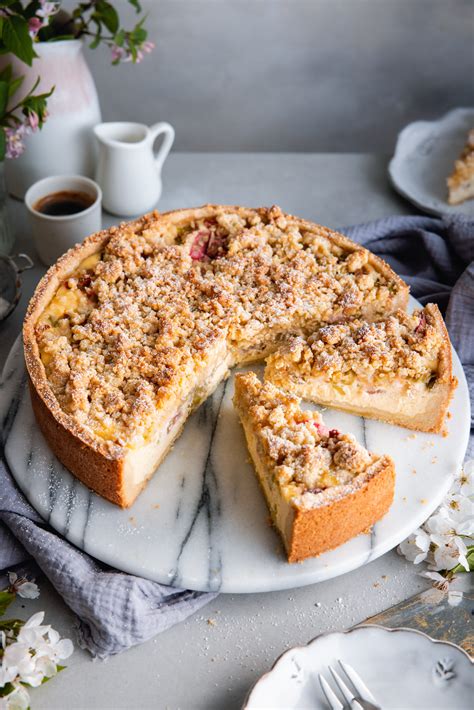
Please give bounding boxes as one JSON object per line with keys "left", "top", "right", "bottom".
{"left": 233, "top": 372, "right": 395, "bottom": 563}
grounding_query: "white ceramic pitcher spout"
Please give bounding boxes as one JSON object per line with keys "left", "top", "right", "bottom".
{"left": 94, "top": 121, "right": 175, "bottom": 216}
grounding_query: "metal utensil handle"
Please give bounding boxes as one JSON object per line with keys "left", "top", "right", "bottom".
{"left": 12, "top": 253, "right": 34, "bottom": 273}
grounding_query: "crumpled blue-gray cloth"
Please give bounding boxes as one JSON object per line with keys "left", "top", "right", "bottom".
{"left": 0, "top": 213, "right": 472, "bottom": 658}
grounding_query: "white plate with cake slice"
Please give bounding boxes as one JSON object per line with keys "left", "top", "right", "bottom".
{"left": 389, "top": 107, "right": 474, "bottom": 217}
{"left": 1, "top": 303, "right": 470, "bottom": 593}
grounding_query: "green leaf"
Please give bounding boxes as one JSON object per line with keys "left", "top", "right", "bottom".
{"left": 0, "top": 127, "right": 5, "bottom": 162}
{"left": 50, "top": 34, "right": 76, "bottom": 42}
{"left": 128, "top": 40, "right": 137, "bottom": 63}
{"left": 128, "top": 0, "right": 142, "bottom": 12}
{"left": 0, "top": 64, "right": 12, "bottom": 83}
{"left": 22, "top": 75, "right": 53, "bottom": 103}
{"left": 2, "top": 15, "right": 38, "bottom": 66}
{"left": 451, "top": 545, "right": 474, "bottom": 574}
{"left": 24, "top": 75, "right": 40, "bottom": 96}
{"left": 88, "top": 16, "right": 102, "bottom": 49}
{"left": 38, "top": 663, "right": 66, "bottom": 685}
{"left": 130, "top": 25, "right": 147, "bottom": 44}
{"left": 0, "top": 590, "right": 16, "bottom": 616}
{"left": 89, "top": 33, "right": 101, "bottom": 50}
{"left": 134, "top": 15, "right": 147, "bottom": 30}
{"left": 0, "top": 682, "right": 15, "bottom": 698}
{"left": 96, "top": 1, "right": 119, "bottom": 35}
{"left": 8, "top": 74, "right": 24, "bottom": 98}
{"left": 22, "top": 84, "right": 54, "bottom": 127}
{"left": 0, "top": 80, "right": 8, "bottom": 117}
{"left": 114, "top": 29, "right": 125, "bottom": 47}
{"left": 0, "top": 617, "right": 24, "bottom": 632}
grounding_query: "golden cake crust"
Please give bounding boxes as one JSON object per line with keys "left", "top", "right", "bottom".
{"left": 23, "top": 204, "right": 408, "bottom": 507}
{"left": 24, "top": 224, "right": 131, "bottom": 504}
{"left": 288, "top": 458, "right": 395, "bottom": 562}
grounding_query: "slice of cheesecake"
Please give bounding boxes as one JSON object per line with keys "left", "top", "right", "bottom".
{"left": 233, "top": 372, "right": 395, "bottom": 562}
{"left": 447, "top": 128, "right": 474, "bottom": 205}
{"left": 265, "top": 304, "right": 456, "bottom": 433}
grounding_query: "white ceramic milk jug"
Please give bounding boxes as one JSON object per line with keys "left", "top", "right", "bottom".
{"left": 94, "top": 121, "right": 175, "bottom": 216}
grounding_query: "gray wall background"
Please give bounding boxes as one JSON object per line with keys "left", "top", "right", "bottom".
{"left": 77, "top": 0, "right": 473, "bottom": 152}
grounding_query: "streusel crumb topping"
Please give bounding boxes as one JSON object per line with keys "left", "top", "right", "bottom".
{"left": 447, "top": 128, "right": 474, "bottom": 193}
{"left": 234, "top": 372, "right": 376, "bottom": 499}
{"left": 269, "top": 308, "right": 442, "bottom": 386}
{"left": 35, "top": 206, "right": 403, "bottom": 448}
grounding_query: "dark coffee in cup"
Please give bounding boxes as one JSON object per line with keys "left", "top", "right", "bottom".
{"left": 33, "top": 190, "right": 94, "bottom": 217}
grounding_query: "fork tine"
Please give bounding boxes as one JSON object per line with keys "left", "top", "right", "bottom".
{"left": 318, "top": 673, "right": 344, "bottom": 710}
{"left": 338, "top": 660, "right": 378, "bottom": 704}
{"left": 328, "top": 665, "right": 357, "bottom": 705}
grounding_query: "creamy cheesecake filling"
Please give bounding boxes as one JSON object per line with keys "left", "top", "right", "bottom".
{"left": 289, "top": 378, "right": 442, "bottom": 424}
{"left": 123, "top": 349, "right": 231, "bottom": 503}
{"left": 241, "top": 420, "right": 296, "bottom": 551}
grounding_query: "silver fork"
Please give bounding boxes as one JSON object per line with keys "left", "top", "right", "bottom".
{"left": 318, "top": 659, "right": 381, "bottom": 710}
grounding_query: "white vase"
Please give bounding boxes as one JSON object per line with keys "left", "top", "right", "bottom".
{"left": 4, "top": 40, "right": 102, "bottom": 199}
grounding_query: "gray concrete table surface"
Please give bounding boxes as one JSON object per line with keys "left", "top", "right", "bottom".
{"left": 2, "top": 154, "right": 432, "bottom": 710}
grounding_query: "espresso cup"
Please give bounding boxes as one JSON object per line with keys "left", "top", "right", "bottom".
{"left": 25, "top": 175, "right": 102, "bottom": 266}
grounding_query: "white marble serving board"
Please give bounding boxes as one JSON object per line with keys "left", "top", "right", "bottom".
{"left": 389, "top": 107, "right": 474, "bottom": 217}
{"left": 1, "top": 300, "right": 470, "bottom": 593}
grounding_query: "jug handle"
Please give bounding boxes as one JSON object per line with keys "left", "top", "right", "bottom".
{"left": 149, "top": 122, "right": 175, "bottom": 173}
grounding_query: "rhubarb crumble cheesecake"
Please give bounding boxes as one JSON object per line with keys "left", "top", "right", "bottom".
{"left": 23, "top": 204, "right": 408, "bottom": 507}
{"left": 233, "top": 372, "right": 395, "bottom": 562}
{"left": 265, "top": 304, "right": 456, "bottom": 433}
{"left": 447, "top": 128, "right": 474, "bottom": 205}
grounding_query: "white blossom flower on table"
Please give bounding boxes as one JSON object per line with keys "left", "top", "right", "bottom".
{"left": 421, "top": 572, "right": 464, "bottom": 606}
{"left": 1, "top": 612, "right": 73, "bottom": 687}
{"left": 7, "top": 573, "right": 39, "bottom": 600}
{"left": 0, "top": 682, "right": 30, "bottom": 710}
{"left": 0, "top": 580, "right": 73, "bottom": 709}
{"left": 455, "top": 459, "right": 474, "bottom": 497}
{"left": 424, "top": 507, "right": 471, "bottom": 571}
{"left": 446, "top": 495, "right": 474, "bottom": 532}
{"left": 397, "top": 528, "right": 430, "bottom": 564}
{"left": 398, "top": 458, "right": 474, "bottom": 588}
{"left": 432, "top": 536, "right": 469, "bottom": 573}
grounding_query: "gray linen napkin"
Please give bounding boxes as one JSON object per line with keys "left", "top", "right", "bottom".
{"left": 0, "top": 213, "right": 472, "bottom": 658}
